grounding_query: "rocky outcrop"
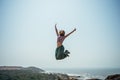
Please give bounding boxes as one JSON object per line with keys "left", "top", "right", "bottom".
{"left": 56, "top": 73, "right": 69, "bottom": 80}
{"left": 86, "top": 79, "right": 101, "bottom": 80}
{"left": 105, "top": 74, "right": 120, "bottom": 80}
{"left": 68, "top": 75, "right": 80, "bottom": 80}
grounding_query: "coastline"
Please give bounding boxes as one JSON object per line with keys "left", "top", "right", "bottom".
{"left": 0, "top": 66, "right": 120, "bottom": 80}
{"left": 45, "top": 68, "right": 120, "bottom": 80}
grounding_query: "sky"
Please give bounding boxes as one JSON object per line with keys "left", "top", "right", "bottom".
{"left": 0, "top": 0, "right": 120, "bottom": 69}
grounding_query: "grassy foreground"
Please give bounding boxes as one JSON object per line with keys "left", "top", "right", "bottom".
{"left": 0, "top": 70, "right": 69, "bottom": 80}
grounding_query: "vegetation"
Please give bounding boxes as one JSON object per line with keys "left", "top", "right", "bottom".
{"left": 0, "top": 70, "right": 68, "bottom": 80}
{"left": 22, "top": 66, "right": 45, "bottom": 73}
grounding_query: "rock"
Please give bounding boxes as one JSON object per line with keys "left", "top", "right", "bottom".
{"left": 56, "top": 73, "right": 69, "bottom": 80}
{"left": 86, "top": 79, "right": 101, "bottom": 80}
{"left": 105, "top": 74, "right": 120, "bottom": 80}
{"left": 69, "top": 75, "right": 80, "bottom": 80}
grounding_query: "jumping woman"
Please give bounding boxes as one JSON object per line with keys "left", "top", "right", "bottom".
{"left": 55, "top": 24, "right": 76, "bottom": 60}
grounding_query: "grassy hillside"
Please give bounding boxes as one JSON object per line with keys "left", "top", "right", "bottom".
{"left": 0, "top": 70, "right": 69, "bottom": 80}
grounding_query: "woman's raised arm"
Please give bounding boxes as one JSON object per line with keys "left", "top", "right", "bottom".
{"left": 65, "top": 28, "right": 76, "bottom": 37}
{"left": 55, "top": 24, "right": 59, "bottom": 36}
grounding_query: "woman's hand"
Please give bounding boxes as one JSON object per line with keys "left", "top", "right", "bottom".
{"left": 74, "top": 28, "right": 76, "bottom": 31}
{"left": 55, "top": 24, "right": 57, "bottom": 27}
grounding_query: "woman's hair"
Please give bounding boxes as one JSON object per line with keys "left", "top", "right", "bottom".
{"left": 59, "top": 30, "right": 65, "bottom": 36}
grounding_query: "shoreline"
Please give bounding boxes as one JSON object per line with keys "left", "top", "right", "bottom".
{"left": 45, "top": 72, "right": 120, "bottom": 80}
{"left": 45, "top": 68, "right": 120, "bottom": 80}
{"left": 0, "top": 66, "right": 120, "bottom": 80}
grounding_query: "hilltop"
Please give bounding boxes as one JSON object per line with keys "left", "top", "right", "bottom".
{"left": 0, "top": 66, "right": 70, "bottom": 80}
{"left": 0, "top": 66, "right": 44, "bottom": 73}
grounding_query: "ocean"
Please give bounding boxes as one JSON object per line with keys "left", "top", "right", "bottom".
{"left": 45, "top": 68, "right": 120, "bottom": 80}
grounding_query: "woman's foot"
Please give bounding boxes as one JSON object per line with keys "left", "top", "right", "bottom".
{"left": 66, "top": 54, "right": 69, "bottom": 57}
{"left": 65, "top": 50, "right": 70, "bottom": 54}
{"left": 65, "top": 50, "right": 70, "bottom": 57}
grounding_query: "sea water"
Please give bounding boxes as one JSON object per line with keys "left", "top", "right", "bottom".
{"left": 45, "top": 68, "right": 120, "bottom": 80}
